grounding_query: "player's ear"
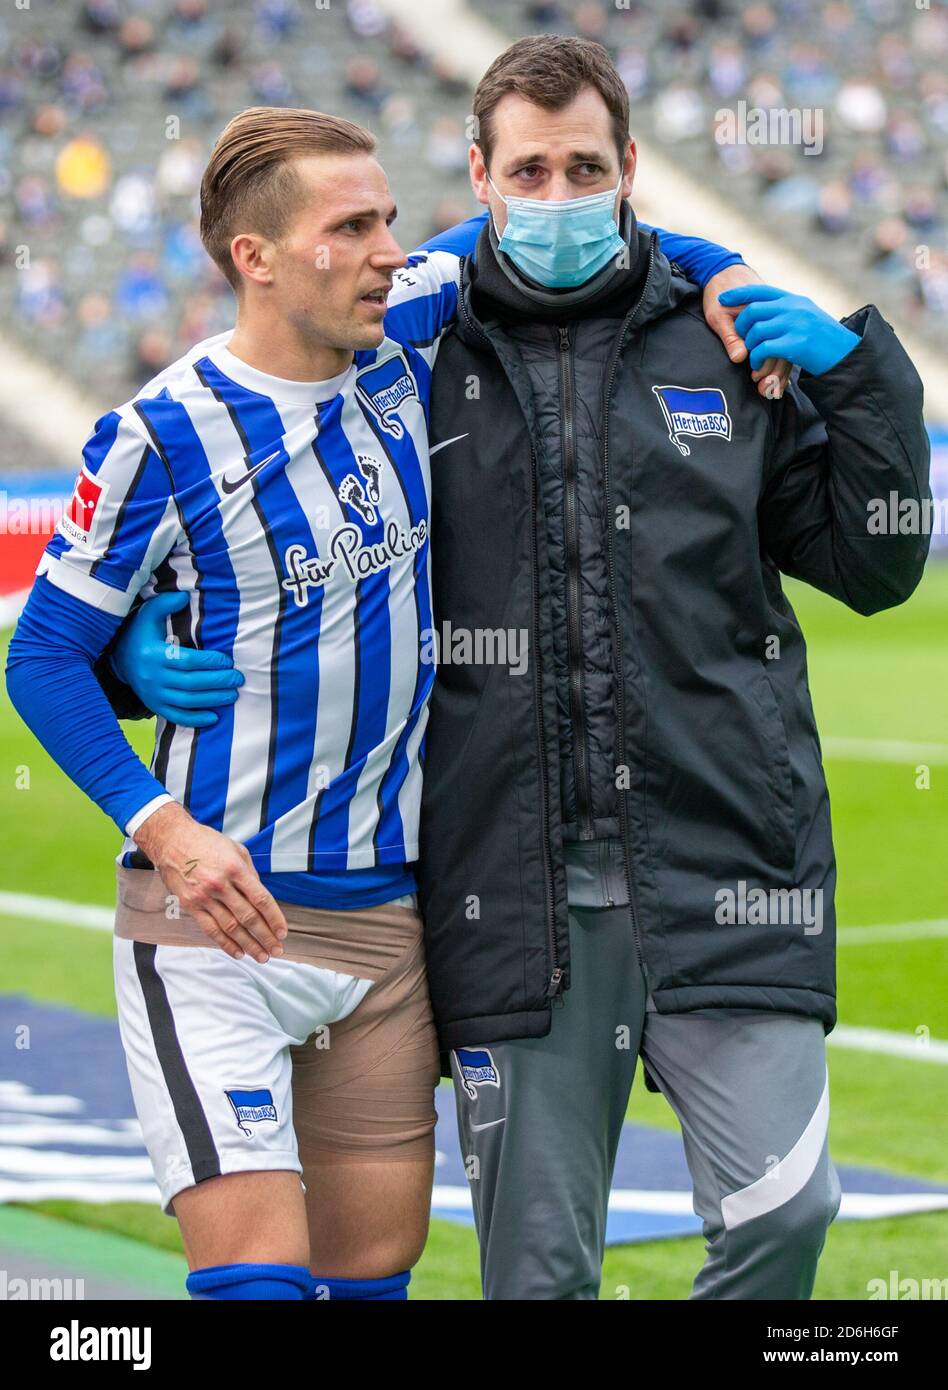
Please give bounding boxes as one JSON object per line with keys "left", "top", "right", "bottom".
{"left": 230, "top": 232, "right": 276, "bottom": 289}
{"left": 621, "top": 139, "right": 636, "bottom": 201}
{"left": 469, "top": 142, "right": 490, "bottom": 207}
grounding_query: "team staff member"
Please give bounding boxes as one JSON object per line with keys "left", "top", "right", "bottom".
{"left": 417, "top": 37, "right": 930, "bottom": 1299}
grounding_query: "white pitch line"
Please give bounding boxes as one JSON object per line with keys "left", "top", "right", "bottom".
{"left": 0, "top": 1146, "right": 154, "bottom": 1177}
{"left": 828, "top": 1025, "right": 948, "bottom": 1065}
{"left": 0, "top": 890, "right": 113, "bottom": 932}
{"left": 1, "top": 892, "right": 946, "bottom": 1065}
{"left": 822, "top": 736, "right": 948, "bottom": 765}
{"left": 837, "top": 1193, "right": 948, "bottom": 1219}
{"left": 838, "top": 919, "right": 948, "bottom": 945}
{"left": 0, "top": 1180, "right": 160, "bottom": 1206}
{"left": 2, "top": 890, "right": 947, "bottom": 950}
{"left": 2, "top": 890, "right": 947, "bottom": 951}
{"left": 430, "top": 1187, "right": 948, "bottom": 1219}
{"left": 0, "top": 1119, "right": 145, "bottom": 1148}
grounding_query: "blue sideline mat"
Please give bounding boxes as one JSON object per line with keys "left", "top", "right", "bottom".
{"left": 2, "top": 996, "right": 946, "bottom": 1244}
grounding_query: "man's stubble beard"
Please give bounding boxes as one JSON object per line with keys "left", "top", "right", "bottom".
{"left": 287, "top": 299, "right": 380, "bottom": 355}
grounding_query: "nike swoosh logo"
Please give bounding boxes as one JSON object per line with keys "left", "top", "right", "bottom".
{"left": 220, "top": 449, "right": 282, "bottom": 494}
{"left": 470, "top": 1117, "right": 506, "bottom": 1132}
{"left": 429, "top": 433, "right": 470, "bottom": 456}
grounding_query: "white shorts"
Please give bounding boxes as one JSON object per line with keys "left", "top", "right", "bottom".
{"left": 114, "top": 934, "right": 375, "bottom": 1213}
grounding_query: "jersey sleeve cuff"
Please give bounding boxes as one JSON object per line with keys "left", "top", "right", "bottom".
{"left": 36, "top": 552, "right": 137, "bottom": 617}
{"left": 126, "top": 794, "right": 176, "bottom": 838}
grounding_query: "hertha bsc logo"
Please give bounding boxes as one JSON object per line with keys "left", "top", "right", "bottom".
{"left": 454, "top": 1047, "right": 501, "bottom": 1101}
{"left": 355, "top": 352, "right": 418, "bottom": 439}
{"left": 225, "top": 1087, "right": 278, "bottom": 1137}
{"left": 652, "top": 384, "right": 732, "bottom": 457}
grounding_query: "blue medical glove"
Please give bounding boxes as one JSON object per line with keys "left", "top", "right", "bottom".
{"left": 717, "top": 284, "right": 861, "bottom": 375}
{"left": 112, "top": 591, "right": 243, "bottom": 728}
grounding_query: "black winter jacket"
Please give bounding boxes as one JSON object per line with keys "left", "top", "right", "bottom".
{"left": 417, "top": 223, "right": 931, "bottom": 1051}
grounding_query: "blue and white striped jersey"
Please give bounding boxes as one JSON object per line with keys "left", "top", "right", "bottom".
{"left": 37, "top": 245, "right": 464, "bottom": 873}
{"left": 33, "top": 216, "right": 736, "bottom": 878}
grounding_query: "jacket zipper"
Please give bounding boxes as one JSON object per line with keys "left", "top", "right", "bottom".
{"left": 458, "top": 268, "right": 562, "bottom": 1000}
{"left": 557, "top": 324, "right": 595, "bottom": 841}
{"left": 531, "top": 443, "right": 564, "bottom": 1001}
{"left": 601, "top": 236, "right": 657, "bottom": 980}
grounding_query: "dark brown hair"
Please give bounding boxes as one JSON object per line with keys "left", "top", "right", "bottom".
{"left": 472, "top": 35, "right": 630, "bottom": 170}
{"left": 200, "top": 106, "right": 376, "bottom": 289}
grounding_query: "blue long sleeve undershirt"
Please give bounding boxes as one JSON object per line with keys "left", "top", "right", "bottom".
{"left": 5, "top": 575, "right": 169, "bottom": 833}
{"left": 645, "top": 223, "right": 743, "bottom": 284}
{"left": 5, "top": 576, "right": 418, "bottom": 907}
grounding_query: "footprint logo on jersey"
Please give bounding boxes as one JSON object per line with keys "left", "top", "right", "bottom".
{"left": 339, "top": 456, "right": 384, "bottom": 525}
{"left": 338, "top": 473, "right": 377, "bottom": 525}
{"left": 357, "top": 454, "right": 383, "bottom": 505}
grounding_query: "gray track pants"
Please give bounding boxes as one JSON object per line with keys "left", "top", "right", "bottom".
{"left": 450, "top": 839, "right": 841, "bottom": 1300}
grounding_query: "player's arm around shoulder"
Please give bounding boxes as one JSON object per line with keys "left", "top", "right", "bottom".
{"left": 380, "top": 214, "right": 486, "bottom": 359}
{"left": 732, "top": 285, "right": 932, "bottom": 613}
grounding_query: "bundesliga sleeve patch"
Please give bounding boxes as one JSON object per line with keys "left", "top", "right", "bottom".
{"left": 60, "top": 466, "right": 110, "bottom": 548}
{"left": 652, "top": 384, "right": 732, "bottom": 457}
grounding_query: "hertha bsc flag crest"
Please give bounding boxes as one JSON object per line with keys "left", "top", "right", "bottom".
{"left": 652, "top": 384, "right": 732, "bottom": 456}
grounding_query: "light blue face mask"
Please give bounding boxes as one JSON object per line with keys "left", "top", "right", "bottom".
{"left": 488, "top": 174, "right": 626, "bottom": 289}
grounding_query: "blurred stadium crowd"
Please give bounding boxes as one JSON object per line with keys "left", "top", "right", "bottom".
{"left": 0, "top": 0, "right": 946, "bottom": 407}
{"left": 488, "top": 0, "right": 948, "bottom": 333}
{"left": 0, "top": 0, "right": 476, "bottom": 403}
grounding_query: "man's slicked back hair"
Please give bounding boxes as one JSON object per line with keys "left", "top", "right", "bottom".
{"left": 200, "top": 106, "right": 376, "bottom": 289}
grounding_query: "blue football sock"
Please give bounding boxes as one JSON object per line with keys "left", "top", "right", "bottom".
{"left": 186, "top": 1262, "right": 314, "bottom": 1300}
{"left": 310, "top": 1270, "right": 411, "bottom": 1301}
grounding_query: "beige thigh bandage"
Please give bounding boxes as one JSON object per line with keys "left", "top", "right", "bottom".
{"left": 114, "top": 865, "right": 439, "bottom": 1164}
